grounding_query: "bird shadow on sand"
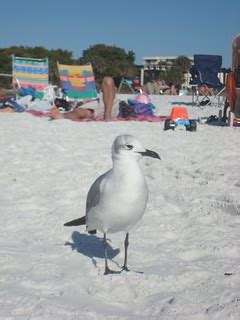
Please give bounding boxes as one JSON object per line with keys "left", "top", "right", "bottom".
{"left": 65, "top": 231, "right": 120, "bottom": 261}
{"left": 171, "top": 101, "right": 194, "bottom": 106}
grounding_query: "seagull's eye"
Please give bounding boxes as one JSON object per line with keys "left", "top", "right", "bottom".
{"left": 125, "top": 144, "right": 133, "bottom": 150}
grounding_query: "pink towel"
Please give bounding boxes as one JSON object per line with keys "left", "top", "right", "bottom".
{"left": 27, "top": 109, "right": 167, "bottom": 122}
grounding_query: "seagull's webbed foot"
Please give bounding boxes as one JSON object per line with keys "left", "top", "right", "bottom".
{"left": 104, "top": 266, "right": 121, "bottom": 275}
{"left": 122, "top": 265, "right": 144, "bottom": 274}
{"left": 121, "top": 265, "right": 130, "bottom": 272}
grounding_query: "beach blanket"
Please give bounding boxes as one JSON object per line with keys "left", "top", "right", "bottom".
{"left": 27, "top": 109, "right": 167, "bottom": 122}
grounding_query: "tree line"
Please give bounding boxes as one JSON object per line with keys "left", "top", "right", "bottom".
{"left": 0, "top": 44, "right": 191, "bottom": 88}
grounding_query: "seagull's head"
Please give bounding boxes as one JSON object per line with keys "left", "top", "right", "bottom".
{"left": 112, "top": 134, "right": 161, "bottom": 161}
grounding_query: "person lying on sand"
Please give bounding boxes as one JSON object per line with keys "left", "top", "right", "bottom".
{"left": 49, "top": 77, "right": 120, "bottom": 121}
{"left": 145, "top": 78, "right": 177, "bottom": 95}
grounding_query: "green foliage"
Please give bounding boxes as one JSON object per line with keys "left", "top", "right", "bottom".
{"left": 48, "top": 49, "right": 77, "bottom": 85}
{"left": 79, "top": 44, "right": 137, "bottom": 85}
{"left": 173, "top": 56, "right": 192, "bottom": 72}
{"left": 171, "top": 56, "right": 192, "bottom": 84}
{"left": 157, "top": 56, "right": 192, "bottom": 85}
{"left": 0, "top": 44, "right": 191, "bottom": 88}
{"left": 0, "top": 46, "right": 76, "bottom": 85}
{"left": 0, "top": 44, "right": 137, "bottom": 88}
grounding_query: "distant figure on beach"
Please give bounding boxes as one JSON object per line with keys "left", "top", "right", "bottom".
{"left": 145, "top": 78, "right": 177, "bottom": 95}
{"left": 132, "top": 76, "right": 142, "bottom": 92}
{"left": 49, "top": 76, "right": 120, "bottom": 121}
{"left": 232, "top": 33, "right": 240, "bottom": 87}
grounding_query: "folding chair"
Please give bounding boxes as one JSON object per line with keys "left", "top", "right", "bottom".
{"left": 12, "top": 55, "right": 49, "bottom": 99}
{"left": 117, "top": 76, "right": 142, "bottom": 94}
{"left": 57, "top": 62, "right": 98, "bottom": 100}
{"left": 118, "top": 77, "right": 135, "bottom": 93}
{"left": 190, "top": 54, "right": 225, "bottom": 108}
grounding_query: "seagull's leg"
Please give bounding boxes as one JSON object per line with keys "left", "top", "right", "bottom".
{"left": 103, "top": 233, "right": 120, "bottom": 275}
{"left": 122, "top": 233, "right": 130, "bottom": 272}
{"left": 103, "top": 233, "right": 109, "bottom": 274}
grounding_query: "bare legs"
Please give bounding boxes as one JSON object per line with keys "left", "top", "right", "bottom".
{"left": 49, "top": 106, "right": 94, "bottom": 120}
{"left": 164, "top": 85, "right": 177, "bottom": 95}
{"left": 145, "top": 81, "right": 177, "bottom": 95}
{"left": 101, "top": 76, "right": 116, "bottom": 119}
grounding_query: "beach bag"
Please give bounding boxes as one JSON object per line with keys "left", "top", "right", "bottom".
{"left": 118, "top": 101, "right": 136, "bottom": 118}
{"left": 127, "top": 93, "right": 156, "bottom": 116}
{"left": 134, "top": 103, "right": 155, "bottom": 116}
{"left": 134, "top": 93, "right": 151, "bottom": 104}
{"left": 19, "top": 86, "right": 36, "bottom": 97}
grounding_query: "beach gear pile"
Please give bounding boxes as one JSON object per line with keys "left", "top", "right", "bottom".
{"left": 118, "top": 93, "right": 156, "bottom": 118}
{"left": 0, "top": 85, "right": 56, "bottom": 113}
{"left": 128, "top": 93, "right": 156, "bottom": 116}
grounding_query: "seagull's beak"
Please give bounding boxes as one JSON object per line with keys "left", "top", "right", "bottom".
{"left": 138, "top": 149, "right": 161, "bottom": 160}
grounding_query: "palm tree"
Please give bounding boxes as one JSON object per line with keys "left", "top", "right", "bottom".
{"left": 172, "top": 56, "right": 192, "bottom": 84}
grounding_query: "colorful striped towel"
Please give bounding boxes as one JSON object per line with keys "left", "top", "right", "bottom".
{"left": 12, "top": 56, "right": 49, "bottom": 99}
{"left": 57, "top": 63, "right": 98, "bottom": 100}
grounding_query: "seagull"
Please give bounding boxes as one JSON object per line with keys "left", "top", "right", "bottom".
{"left": 64, "top": 134, "right": 160, "bottom": 275}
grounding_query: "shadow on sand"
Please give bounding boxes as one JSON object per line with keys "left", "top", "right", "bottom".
{"left": 171, "top": 101, "right": 193, "bottom": 106}
{"left": 65, "top": 231, "right": 120, "bottom": 260}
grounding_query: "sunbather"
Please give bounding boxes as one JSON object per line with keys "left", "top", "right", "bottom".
{"left": 163, "top": 81, "right": 178, "bottom": 95}
{"left": 145, "top": 79, "right": 177, "bottom": 95}
{"left": 232, "top": 34, "right": 240, "bottom": 87}
{"left": 49, "top": 76, "right": 120, "bottom": 121}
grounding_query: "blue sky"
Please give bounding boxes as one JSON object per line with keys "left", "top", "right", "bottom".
{"left": 1, "top": 0, "right": 239, "bottom": 68}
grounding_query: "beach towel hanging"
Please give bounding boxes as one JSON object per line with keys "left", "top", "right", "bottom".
{"left": 57, "top": 62, "right": 98, "bottom": 100}
{"left": 12, "top": 55, "right": 49, "bottom": 99}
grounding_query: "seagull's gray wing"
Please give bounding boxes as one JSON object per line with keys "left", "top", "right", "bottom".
{"left": 86, "top": 170, "right": 110, "bottom": 214}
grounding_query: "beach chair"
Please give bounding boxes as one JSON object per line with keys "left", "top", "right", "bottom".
{"left": 12, "top": 55, "right": 49, "bottom": 99}
{"left": 118, "top": 76, "right": 142, "bottom": 94}
{"left": 190, "top": 54, "right": 225, "bottom": 108}
{"left": 118, "top": 77, "right": 135, "bottom": 93}
{"left": 57, "top": 62, "right": 98, "bottom": 100}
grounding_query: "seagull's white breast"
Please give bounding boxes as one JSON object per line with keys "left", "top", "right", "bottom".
{"left": 87, "top": 163, "right": 149, "bottom": 233}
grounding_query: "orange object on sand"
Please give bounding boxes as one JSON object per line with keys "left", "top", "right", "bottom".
{"left": 226, "top": 72, "right": 237, "bottom": 112}
{"left": 170, "top": 107, "right": 189, "bottom": 121}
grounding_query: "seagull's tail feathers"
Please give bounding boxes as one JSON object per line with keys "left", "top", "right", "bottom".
{"left": 64, "top": 216, "right": 86, "bottom": 226}
{"left": 64, "top": 216, "right": 97, "bottom": 234}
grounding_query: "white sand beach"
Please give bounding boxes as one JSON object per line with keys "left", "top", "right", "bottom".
{"left": 0, "top": 94, "right": 240, "bottom": 319}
